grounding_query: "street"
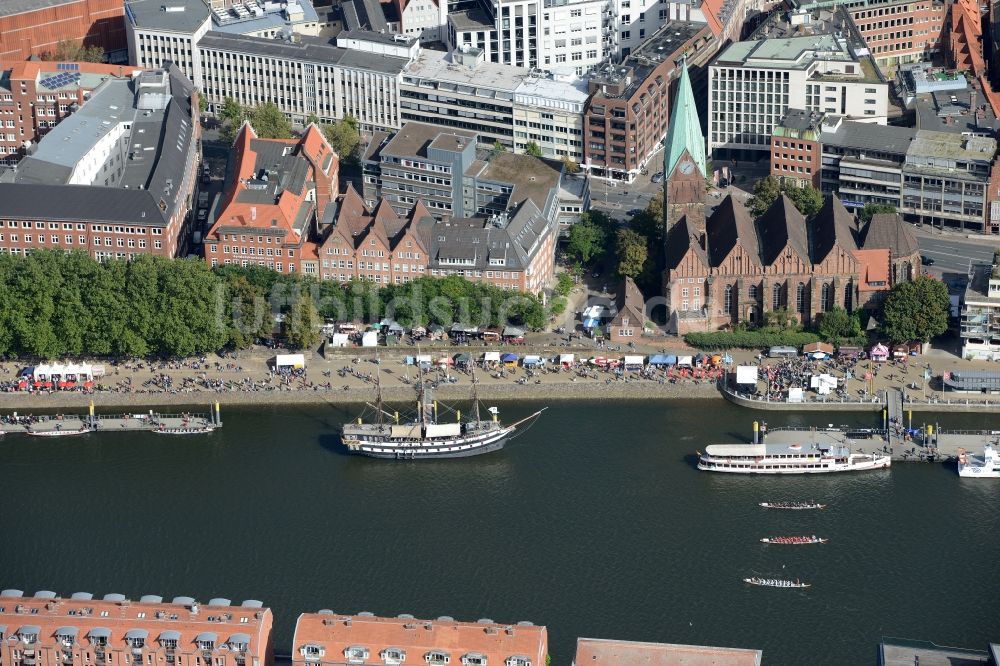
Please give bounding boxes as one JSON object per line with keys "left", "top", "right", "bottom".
{"left": 914, "top": 228, "right": 996, "bottom": 276}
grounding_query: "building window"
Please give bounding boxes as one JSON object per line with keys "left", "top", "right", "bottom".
{"left": 795, "top": 282, "right": 806, "bottom": 314}
{"left": 748, "top": 284, "right": 758, "bottom": 301}
{"left": 844, "top": 283, "right": 852, "bottom": 312}
{"left": 821, "top": 282, "right": 833, "bottom": 312}
{"left": 724, "top": 284, "right": 733, "bottom": 314}
{"left": 772, "top": 283, "right": 782, "bottom": 310}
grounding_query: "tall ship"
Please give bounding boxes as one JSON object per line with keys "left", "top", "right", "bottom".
{"left": 958, "top": 444, "right": 1000, "bottom": 477}
{"left": 698, "top": 441, "right": 891, "bottom": 474}
{"left": 342, "top": 366, "right": 544, "bottom": 460}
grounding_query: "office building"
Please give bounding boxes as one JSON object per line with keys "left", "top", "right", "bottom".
{"left": 959, "top": 254, "right": 1000, "bottom": 359}
{"left": 788, "top": 0, "right": 947, "bottom": 75}
{"left": 574, "top": 637, "right": 762, "bottom": 665}
{"left": 444, "top": 0, "right": 733, "bottom": 75}
{"left": 584, "top": 20, "right": 717, "bottom": 181}
{"left": 0, "top": 589, "right": 274, "bottom": 666}
{"left": 400, "top": 47, "right": 587, "bottom": 160}
{"left": 0, "top": 0, "right": 127, "bottom": 62}
{"left": 0, "top": 61, "right": 143, "bottom": 168}
{"left": 709, "top": 6, "right": 889, "bottom": 159}
{"left": 0, "top": 66, "right": 199, "bottom": 259}
{"left": 197, "top": 31, "right": 411, "bottom": 130}
{"left": 204, "top": 122, "right": 338, "bottom": 274}
{"left": 292, "top": 611, "right": 547, "bottom": 666}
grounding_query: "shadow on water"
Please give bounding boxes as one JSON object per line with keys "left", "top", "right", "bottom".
{"left": 318, "top": 433, "right": 351, "bottom": 457}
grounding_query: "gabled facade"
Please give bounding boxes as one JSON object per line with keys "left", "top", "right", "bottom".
{"left": 204, "top": 123, "right": 339, "bottom": 276}
{"left": 609, "top": 277, "right": 647, "bottom": 342}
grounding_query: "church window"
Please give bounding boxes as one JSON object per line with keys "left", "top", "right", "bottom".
{"left": 748, "top": 285, "right": 758, "bottom": 301}
{"left": 772, "top": 283, "right": 783, "bottom": 310}
{"left": 844, "top": 283, "right": 853, "bottom": 312}
{"left": 795, "top": 282, "right": 806, "bottom": 314}
{"left": 821, "top": 282, "right": 833, "bottom": 312}
{"left": 724, "top": 284, "right": 733, "bottom": 314}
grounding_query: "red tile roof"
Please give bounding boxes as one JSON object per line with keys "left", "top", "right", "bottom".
{"left": 574, "top": 638, "right": 762, "bottom": 666}
{"left": 293, "top": 613, "right": 547, "bottom": 666}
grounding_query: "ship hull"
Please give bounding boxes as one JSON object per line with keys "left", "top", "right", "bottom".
{"left": 698, "top": 455, "right": 891, "bottom": 474}
{"left": 343, "top": 426, "right": 512, "bottom": 460}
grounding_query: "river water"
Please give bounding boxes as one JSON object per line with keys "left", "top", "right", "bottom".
{"left": 2, "top": 399, "right": 998, "bottom": 665}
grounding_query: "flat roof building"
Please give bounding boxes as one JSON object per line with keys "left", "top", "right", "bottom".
{"left": 0, "top": 60, "right": 143, "bottom": 167}
{"left": 0, "top": 65, "right": 200, "bottom": 260}
{"left": 710, "top": 5, "right": 889, "bottom": 158}
{"left": 0, "top": 589, "right": 274, "bottom": 666}
{"left": 292, "top": 611, "right": 547, "bottom": 666}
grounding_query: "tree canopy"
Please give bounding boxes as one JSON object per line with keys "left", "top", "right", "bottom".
{"left": 42, "top": 40, "right": 104, "bottom": 63}
{"left": 246, "top": 102, "right": 293, "bottom": 139}
{"left": 524, "top": 141, "right": 543, "bottom": 157}
{"left": 881, "top": 276, "right": 949, "bottom": 343}
{"left": 858, "top": 202, "right": 897, "bottom": 225}
{"left": 565, "top": 211, "right": 612, "bottom": 265}
{"left": 615, "top": 228, "right": 648, "bottom": 280}
{"left": 323, "top": 115, "right": 360, "bottom": 161}
{"left": 816, "top": 306, "right": 861, "bottom": 341}
{"left": 0, "top": 251, "right": 552, "bottom": 359}
{"left": 747, "top": 176, "right": 823, "bottom": 218}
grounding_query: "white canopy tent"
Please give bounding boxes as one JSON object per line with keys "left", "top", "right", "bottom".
{"left": 735, "top": 366, "right": 759, "bottom": 384}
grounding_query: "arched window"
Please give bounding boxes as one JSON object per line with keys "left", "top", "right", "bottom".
{"left": 724, "top": 284, "right": 733, "bottom": 314}
{"left": 796, "top": 282, "right": 807, "bottom": 314}
{"left": 772, "top": 283, "right": 783, "bottom": 310}
{"left": 844, "top": 282, "right": 853, "bottom": 312}
{"left": 821, "top": 282, "right": 832, "bottom": 312}
{"left": 748, "top": 284, "right": 758, "bottom": 301}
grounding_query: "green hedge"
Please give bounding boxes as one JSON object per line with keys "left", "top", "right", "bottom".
{"left": 683, "top": 330, "right": 821, "bottom": 350}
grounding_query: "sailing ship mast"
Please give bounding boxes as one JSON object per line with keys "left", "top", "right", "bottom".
{"left": 470, "top": 362, "right": 481, "bottom": 424}
{"left": 374, "top": 358, "right": 384, "bottom": 426}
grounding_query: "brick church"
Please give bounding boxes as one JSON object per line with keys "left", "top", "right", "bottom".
{"left": 660, "top": 62, "right": 921, "bottom": 335}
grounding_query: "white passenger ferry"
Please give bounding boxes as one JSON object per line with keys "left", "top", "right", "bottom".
{"left": 957, "top": 444, "right": 1000, "bottom": 477}
{"left": 698, "top": 442, "right": 891, "bottom": 474}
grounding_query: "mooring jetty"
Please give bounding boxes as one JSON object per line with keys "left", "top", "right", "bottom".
{"left": 0, "top": 402, "right": 222, "bottom": 437}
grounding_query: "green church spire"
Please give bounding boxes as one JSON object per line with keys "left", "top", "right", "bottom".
{"left": 662, "top": 59, "right": 706, "bottom": 179}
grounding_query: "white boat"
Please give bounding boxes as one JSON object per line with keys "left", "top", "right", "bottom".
{"left": 27, "top": 427, "right": 90, "bottom": 437}
{"left": 957, "top": 444, "right": 1000, "bottom": 478}
{"left": 743, "top": 577, "right": 810, "bottom": 588}
{"left": 698, "top": 442, "right": 891, "bottom": 474}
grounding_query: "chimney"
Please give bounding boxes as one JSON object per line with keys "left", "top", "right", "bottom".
{"left": 251, "top": 206, "right": 257, "bottom": 221}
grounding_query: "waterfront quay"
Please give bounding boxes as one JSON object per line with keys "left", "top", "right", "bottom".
{"left": 0, "top": 403, "right": 221, "bottom": 436}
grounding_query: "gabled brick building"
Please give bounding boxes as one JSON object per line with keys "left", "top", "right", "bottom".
{"left": 204, "top": 123, "right": 339, "bottom": 275}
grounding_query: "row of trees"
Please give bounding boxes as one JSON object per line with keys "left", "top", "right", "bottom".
{"left": 0, "top": 252, "right": 548, "bottom": 360}
{"left": 216, "top": 99, "right": 361, "bottom": 161}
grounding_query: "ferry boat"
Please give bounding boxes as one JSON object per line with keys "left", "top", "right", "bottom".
{"left": 759, "top": 501, "right": 826, "bottom": 510}
{"left": 342, "top": 365, "right": 544, "bottom": 460}
{"left": 698, "top": 442, "right": 891, "bottom": 474}
{"left": 152, "top": 425, "right": 216, "bottom": 435}
{"left": 957, "top": 444, "right": 1000, "bottom": 477}
{"left": 744, "top": 577, "right": 810, "bottom": 589}
{"left": 760, "top": 536, "right": 828, "bottom": 545}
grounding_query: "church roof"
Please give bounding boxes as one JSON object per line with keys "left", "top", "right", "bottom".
{"left": 810, "top": 194, "right": 857, "bottom": 263}
{"left": 755, "top": 194, "right": 809, "bottom": 265}
{"left": 860, "top": 212, "right": 919, "bottom": 257}
{"left": 664, "top": 215, "right": 708, "bottom": 269}
{"left": 663, "top": 60, "right": 707, "bottom": 179}
{"left": 706, "top": 194, "right": 760, "bottom": 267}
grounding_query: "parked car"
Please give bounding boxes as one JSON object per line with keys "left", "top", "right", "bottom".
{"left": 651, "top": 171, "right": 664, "bottom": 183}
{"left": 197, "top": 209, "right": 208, "bottom": 222}
{"left": 718, "top": 178, "right": 730, "bottom": 188}
{"left": 627, "top": 208, "right": 643, "bottom": 216}
{"left": 921, "top": 255, "right": 935, "bottom": 266}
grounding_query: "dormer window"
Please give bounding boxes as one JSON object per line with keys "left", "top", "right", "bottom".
{"left": 300, "top": 645, "right": 323, "bottom": 661}
{"left": 461, "top": 654, "right": 487, "bottom": 666}
{"left": 424, "top": 652, "right": 450, "bottom": 665}
{"left": 345, "top": 646, "right": 369, "bottom": 664}
{"left": 227, "top": 634, "right": 251, "bottom": 653}
{"left": 124, "top": 630, "right": 148, "bottom": 649}
{"left": 506, "top": 659, "right": 531, "bottom": 666}
{"left": 381, "top": 647, "right": 406, "bottom": 664}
